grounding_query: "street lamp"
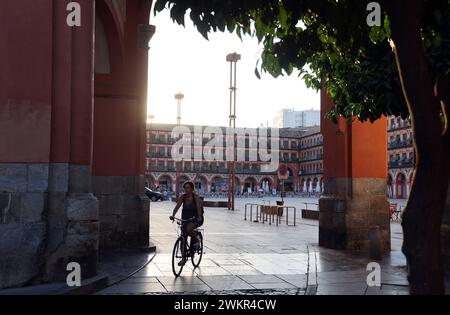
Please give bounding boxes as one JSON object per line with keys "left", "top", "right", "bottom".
{"left": 175, "top": 93, "right": 184, "bottom": 126}
{"left": 147, "top": 115, "right": 155, "bottom": 188}
{"left": 226, "top": 53, "right": 241, "bottom": 211}
{"left": 175, "top": 93, "right": 184, "bottom": 198}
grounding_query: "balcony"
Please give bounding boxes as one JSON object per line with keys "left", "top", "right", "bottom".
{"left": 388, "top": 139, "right": 413, "bottom": 149}
{"left": 167, "top": 165, "right": 175, "bottom": 172}
{"left": 149, "top": 165, "right": 166, "bottom": 172}
{"left": 300, "top": 141, "right": 323, "bottom": 149}
{"left": 300, "top": 154, "right": 323, "bottom": 162}
{"left": 389, "top": 158, "right": 414, "bottom": 169}
{"left": 300, "top": 169, "right": 323, "bottom": 175}
{"left": 388, "top": 121, "right": 411, "bottom": 131}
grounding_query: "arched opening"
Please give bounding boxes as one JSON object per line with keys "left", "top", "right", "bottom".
{"left": 300, "top": 178, "right": 307, "bottom": 193}
{"left": 178, "top": 175, "right": 191, "bottom": 194}
{"left": 313, "top": 177, "right": 318, "bottom": 192}
{"left": 194, "top": 175, "right": 208, "bottom": 194}
{"left": 396, "top": 173, "right": 407, "bottom": 199}
{"left": 211, "top": 176, "right": 226, "bottom": 193}
{"left": 260, "top": 177, "right": 273, "bottom": 193}
{"left": 244, "top": 177, "right": 257, "bottom": 193}
{"left": 387, "top": 174, "right": 394, "bottom": 198}
{"left": 158, "top": 174, "right": 173, "bottom": 193}
{"left": 306, "top": 178, "right": 312, "bottom": 192}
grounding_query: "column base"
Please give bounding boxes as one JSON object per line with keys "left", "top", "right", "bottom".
{"left": 319, "top": 177, "right": 391, "bottom": 256}
{"left": 93, "top": 175, "right": 150, "bottom": 249}
{"left": 43, "top": 192, "right": 99, "bottom": 282}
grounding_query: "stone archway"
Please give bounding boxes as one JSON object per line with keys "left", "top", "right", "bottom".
{"left": 387, "top": 174, "right": 394, "bottom": 198}
{"left": 211, "top": 176, "right": 226, "bottom": 193}
{"left": 260, "top": 177, "right": 273, "bottom": 193}
{"left": 306, "top": 178, "right": 313, "bottom": 192}
{"left": 194, "top": 175, "right": 208, "bottom": 194}
{"left": 396, "top": 173, "right": 407, "bottom": 199}
{"left": 244, "top": 176, "right": 258, "bottom": 193}
{"left": 92, "top": 0, "right": 155, "bottom": 251}
{"left": 158, "top": 174, "right": 173, "bottom": 192}
{"left": 0, "top": 0, "right": 155, "bottom": 288}
{"left": 313, "top": 177, "right": 319, "bottom": 192}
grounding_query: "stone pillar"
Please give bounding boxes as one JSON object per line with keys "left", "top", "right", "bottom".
{"left": 92, "top": 0, "right": 153, "bottom": 249}
{"left": 0, "top": 0, "right": 99, "bottom": 288}
{"left": 319, "top": 90, "right": 390, "bottom": 255}
{"left": 44, "top": 0, "right": 99, "bottom": 282}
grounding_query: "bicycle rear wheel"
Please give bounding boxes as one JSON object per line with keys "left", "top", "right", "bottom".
{"left": 191, "top": 232, "right": 203, "bottom": 269}
{"left": 172, "top": 237, "right": 184, "bottom": 277}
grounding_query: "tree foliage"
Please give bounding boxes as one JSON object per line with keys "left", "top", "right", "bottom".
{"left": 154, "top": 0, "right": 450, "bottom": 123}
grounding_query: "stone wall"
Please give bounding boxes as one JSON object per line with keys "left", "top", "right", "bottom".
{"left": 319, "top": 177, "right": 391, "bottom": 256}
{"left": 0, "top": 164, "right": 100, "bottom": 289}
{"left": 0, "top": 164, "right": 48, "bottom": 289}
{"left": 93, "top": 175, "right": 150, "bottom": 249}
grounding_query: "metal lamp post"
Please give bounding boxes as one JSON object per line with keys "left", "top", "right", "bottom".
{"left": 226, "top": 53, "right": 241, "bottom": 211}
{"left": 175, "top": 93, "right": 184, "bottom": 198}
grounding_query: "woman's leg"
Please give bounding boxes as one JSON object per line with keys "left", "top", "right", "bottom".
{"left": 185, "top": 223, "right": 198, "bottom": 243}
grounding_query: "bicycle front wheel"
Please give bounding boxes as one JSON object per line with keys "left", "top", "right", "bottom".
{"left": 172, "top": 237, "right": 184, "bottom": 277}
{"left": 191, "top": 232, "right": 203, "bottom": 269}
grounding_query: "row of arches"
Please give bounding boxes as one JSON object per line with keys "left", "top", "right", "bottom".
{"left": 147, "top": 173, "right": 325, "bottom": 194}
{"left": 387, "top": 172, "right": 413, "bottom": 199}
{"left": 147, "top": 174, "right": 276, "bottom": 194}
{"left": 300, "top": 177, "right": 324, "bottom": 193}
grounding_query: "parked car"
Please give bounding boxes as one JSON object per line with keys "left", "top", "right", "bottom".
{"left": 145, "top": 187, "right": 163, "bottom": 202}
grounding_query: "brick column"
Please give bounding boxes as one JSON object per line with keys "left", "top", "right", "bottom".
{"left": 319, "top": 90, "right": 390, "bottom": 255}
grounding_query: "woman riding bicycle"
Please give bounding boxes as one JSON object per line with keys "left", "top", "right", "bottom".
{"left": 169, "top": 181, "right": 204, "bottom": 263}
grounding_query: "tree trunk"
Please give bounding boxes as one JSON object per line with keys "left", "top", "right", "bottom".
{"left": 385, "top": 0, "right": 450, "bottom": 294}
{"left": 437, "top": 71, "right": 450, "bottom": 286}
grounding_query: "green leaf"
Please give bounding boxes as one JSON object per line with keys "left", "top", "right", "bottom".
{"left": 154, "top": 0, "right": 167, "bottom": 13}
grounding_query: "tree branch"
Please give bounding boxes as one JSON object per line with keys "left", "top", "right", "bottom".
{"left": 436, "top": 72, "right": 450, "bottom": 141}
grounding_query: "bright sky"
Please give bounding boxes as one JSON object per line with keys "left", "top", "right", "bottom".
{"left": 147, "top": 8, "right": 320, "bottom": 128}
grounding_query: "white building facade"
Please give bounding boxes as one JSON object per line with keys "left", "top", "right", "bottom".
{"left": 274, "top": 109, "right": 320, "bottom": 128}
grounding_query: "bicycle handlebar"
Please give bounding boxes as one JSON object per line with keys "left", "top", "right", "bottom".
{"left": 171, "top": 217, "right": 196, "bottom": 223}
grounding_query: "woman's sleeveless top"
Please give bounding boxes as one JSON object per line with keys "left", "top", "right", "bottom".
{"left": 182, "top": 194, "right": 198, "bottom": 219}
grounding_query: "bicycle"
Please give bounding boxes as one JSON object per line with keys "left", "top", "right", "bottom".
{"left": 171, "top": 217, "right": 204, "bottom": 277}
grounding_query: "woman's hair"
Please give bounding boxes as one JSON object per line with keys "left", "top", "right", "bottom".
{"left": 183, "top": 181, "right": 195, "bottom": 191}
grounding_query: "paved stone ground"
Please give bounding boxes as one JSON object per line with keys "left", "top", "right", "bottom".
{"left": 97, "top": 197, "right": 408, "bottom": 295}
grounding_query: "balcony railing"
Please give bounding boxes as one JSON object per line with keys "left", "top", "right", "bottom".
{"left": 300, "top": 169, "right": 323, "bottom": 175}
{"left": 388, "top": 121, "right": 411, "bottom": 131}
{"left": 388, "top": 139, "right": 413, "bottom": 149}
{"left": 300, "top": 141, "right": 323, "bottom": 149}
{"left": 388, "top": 158, "right": 414, "bottom": 168}
{"left": 300, "top": 154, "right": 323, "bottom": 162}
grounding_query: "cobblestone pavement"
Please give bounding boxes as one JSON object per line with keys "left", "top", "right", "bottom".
{"left": 97, "top": 197, "right": 408, "bottom": 295}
